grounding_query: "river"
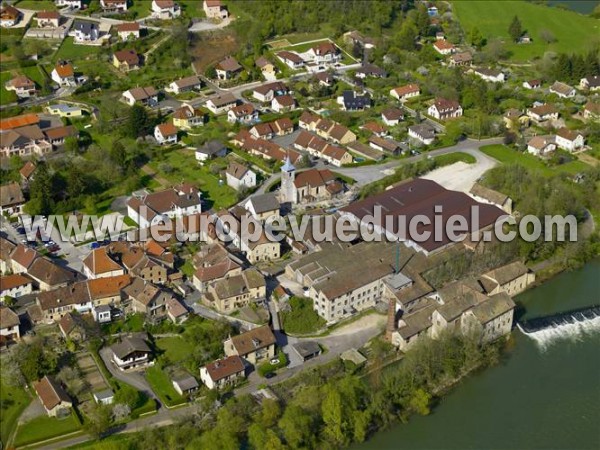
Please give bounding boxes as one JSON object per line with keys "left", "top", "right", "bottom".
{"left": 357, "top": 260, "right": 600, "bottom": 450}
{"left": 547, "top": 1, "right": 598, "bottom": 14}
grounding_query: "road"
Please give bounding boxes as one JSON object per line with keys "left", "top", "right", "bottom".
{"left": 0, "top": 85, "right": 77, "bottom": 111}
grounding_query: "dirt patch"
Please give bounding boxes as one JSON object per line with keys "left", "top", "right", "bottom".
{"left": 76, "top": 352, "right": 109, "bottom": 394}
{"left": 266, "top": 39, "right": 291, "bottom": 49}
{"left": 190, "top": 30, "right": 239, "bottom": 74}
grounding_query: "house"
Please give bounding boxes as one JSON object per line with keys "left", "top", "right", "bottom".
{"left": 46, "top": 103, "right": 83, "bottom": 118}
{"left": 116, "top": 22, "right": 140, "bottom": 41}
{"left": 151, "top": 0, "right": 181, "bottom": 19}
{"left": 243, "top": 193, "right": 280, "bottom": 221}
{"left": 527, "top": 136, "right": 556, "bottom": 156}
{"left": 472, "top": 68, "right": 505, "bottom": 83}
{"left": 172, "top": 104, "right": 204, "bottom": 129}
{"left": 93, "top": 389, "right": 114, "bottom": 405}
{"left": 154, "top": 123, "right": 178, "bottom": 145}
{"left": 113, "top": 49, "right": 141, "bottom": 72}
{"left": 390, "top": 84, "right": 420, "bottom": 102}
{"left": 205, "top": 93, "right": 238, "bottom": 115}
{"left": 5, "top": 76, "right": 37, "bottom": 99}
{"left": 583, "top": 102, "right": 600, "bottom": 121}
{"left": 308, "top": 42, "right": 341, "bottom": 65}
{"left": 250, "top": 118, "right": 293, "bottom": 138}
{"left": 203, "top": 0, "right": 228, "bottom": 19}
{"left": 204, "top": 268, "right": 266, "bottom": 313}
{"left": 449, "top": 52, "right": 472, "bottom": 67}
{"left": 362, "top": 122, "right": 388, "bottom": 137}
{"left": 0, "top": 306, "right": 20, "bottom": 344}
{"left": 255, "top": 57, "right": 276, "bottom": 79}
{"left": 271, "top": 94, "right": 296, "bottom": 113}
{"left": 9, "top": 244, "right": 39, "bottom": 274}
{"left": 276, "top": 51, "right": 304, "bottom": 70}
{"left": 192, "top": 243, "right": 242, "bottom": 292}
{"left": 33, "top": 376, "right": 72, "bottom": 417}
{"left": 226, "top": 161, "right": 256, "bottom": 191}
{"left": 55, "top": 0, "right": 82, "bottom": 8}
{"left": 28, "top": 258, "right": 77, "bottom": 291}
{"left": 200, "top": 355, "right": 245, "bottom": 390}
{"left": 579, "top": 75, "right": 600, "bottom": 91}
{"left": 82, "top": 247, "right": 125, "bottom": 279}
{"left": 72, "top": 20, "right": 100, "bottom": 42}
{"left": 58, "top": 312, "right": 87, "bottom": 341}
{"left": 0, "top": 125, "right": 52, "bottom": 158}
{"left": 314, "top": 71, "right": 334, "bottom": 87}
{"left": 338, "top": 91, "right": 370, "bottom": 111}
{"left": 0, "top": 237, "right": 16, "bottom": 273}
{"left": 343, "top": 30, "right": 375, "bottom": 49}
{"left": 195, "top": 140, "right": 227, "bottom": 163}
{"left": 549, "top": 81, "right": 576, "bottom": 98}
{"left": 227, "top": 103, "right": 258, "bottom": 124}
{"left": 503, "top": 109, "right": 529, "bottom": 129}
{"left": 292, "top": 341, "right": 321, "bottom": 362}
{"left": 110, "top": 336, "right": 153, "bottom": 370}
{"left": 480, "top": 261, "right": 535, "bottom": 296}
{"left": 166, "top": 297, "right": 188, "bottom": 324}
{"left": 51, "top": 61, "right": 76, "bottom": 87}
{"left": 167, "top": 75, "right": 202, "bottom": 95}
{"left": 44, "top": 125, "right": 78, "bottom": 148}
{"left": 555, "top": 128, "right": 585, "bottom": 152}
{"left": 433, "top": 40, "right": 455, "bottom": 55}
{"left": 346, "top": 141, "right": 384, "bottom": 161}
{"left": 252, "top": 82, "right": 288, "bottom": 103}
{"left": 355, "top": 64, "right": 387, "bottom": 79}
{"left": 93, "top": 304, "right": 112, "bottom": 323}
{"left": 215, "top": 56, "right": 242, "bottom": 80}
{"left": 286, "top": 168, "right": 344, "bottom": 204}
{"left": 172, "top": 373, "right": 199, "bottom": 396}
{"left": 382, "top": 108, "right": 404, "bottom": 126}
{"left": 86, "top": 274, "right": 131, "bottom": 307}
{"left": 0, "top": 182, "right": 26, "bottom": 216}
{"left": 527, "top": 104, "right": 559, "bottom": 122}
{"left": 126, "top": 184, "right": 202, "bottom": 228}
{"left": 428, "top": 98, "right": 463, "bottom": 120}
{"left": 223, "top": 325, "right": 276, "bottom": 365}
{"left": 20, "top": 161, "right": 36, "bottom": 185}
{"left": 369, "top": 136, "right": 401, "bottom": 155}
{"left": 0, "top": 5, "right": 21, "bottom": 28}
{"left": 469, "top": 183, "right": 513, "bottom": 214}
{"left": 523, "top": 79, "right": 541, "bottom": 90}
{"left": 100, "top": 0, "right": 128, "bottom": 12}
{"left": 122, "top": 86, "right": 159, "bottom": 107}
{"left": 0, "top": 274, "right": 33, "bottom": 299}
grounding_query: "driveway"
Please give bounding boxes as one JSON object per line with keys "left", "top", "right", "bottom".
{"left": 18, "top": 398, "right": 45, "bottom": 424}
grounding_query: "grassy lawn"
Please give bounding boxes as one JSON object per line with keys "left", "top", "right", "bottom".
{"left": 15, "top": 0, "right": 57, "bottom": 9}
{"left": 101, "top": 313, "right": 145, "bottom": 334}
{"left": 156, "top": 336, "right": 194, "bottom": 364}
{"left": 434, "top": 152, "right": 476, "bottom": 166}
{"left": 180, "top": 0, "right": 207, "bottom": 19}
{"left": 148, "top": 147, "right": 237, "bottom": 209}
{"left": 0, "top": 377, "right": 31, "bottom": 444}
{"left": 453, "top": 1, "right": 600, "bottom": 61}
{"left": 13, "top": 413, "right": 82, "bottom": 447}
{"left": 0, "top": 71, "right": 18, "bottom": 104}
{"left": 281, "top": 297, "right": 326, "bottom": 335}
{"left": 54, "top": 38, "right": 104, "bottom": 62}
{"left": 127, "top": 0, "right": 152, "bottom": 18}
{"left": 480, "top": 144, "right": 591, "bottom": 176}
{"left": 145, "top": 366, "right": 186, "bottom": 407}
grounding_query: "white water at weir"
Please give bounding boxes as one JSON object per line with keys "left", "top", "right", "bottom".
{"left": 517, "top": 312, "right": 600, "bottom": 350}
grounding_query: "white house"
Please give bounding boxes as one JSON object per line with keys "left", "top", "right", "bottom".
{"left": 51, "top": 61, "right": 76, "bottom": 87}
{"left": 428, "top": 98, "right": 463, "bottom": 120}
{"left": 93, "top": 389, "right": 114, "bottom": 405}
{"left": 195, "top": 140, "right": 227, "bottom": 163}
{"left": 151, "top": 0, "right": 181, "bottom": 19}
{"left": 167, "top": 75, "right": 202, "bottom": 95}
{"left": 555, "top": 128, "right": 585, "bottom": 152}
{"left": 472, "top": 68, "right": 505, "bottom": 83}
{"left": 549, "top": 81, "right": 576, "bottom": 98}
{"left": 55, "top": 0, "right": 82, "bottom": 8}
{"left": 252, "top": 82, "right": 288, "bottom": 103}
{"left": 271, "top": 95, "right": 296, "bottom": 113}
{"left": 390, "top": 84, "right": 420, "bottom": 102}
{"left": 116, "top": 22, "right": 140, "bottom": 41}
{"left": 100, "top": 0, "right": 128, "bottom": 12}
{"left": 433, "top": 40, "right": 455, "bottom": 55}
{"left": 154, "top": 122, "right": 178, "bottom": 145}
{"left": 122, "top": 86, "right": 159, "bottom": 107}
{"left": 579, "top": 75, "right": 600, "bottom": 91}
{"left": 200, "top": 355, "right": 245, "bottom": 390}
{"left": 523, "top": 79, "right": 541, "bottom": 90}
{"left": 4, "top": 76, "right": 37, "bottom": 99}
{"left": 0, "top": 274, "right": 33, "bottom": 299}
{"left": 203, "top": 0, "right": 228, "bottom": 19}
{"left": 527, "top": 136, "right": 556, "bottom": 156}
{"left": 226, "top": 161, "right": 257, "bottom": 191}
{"left": 206, "top": 93, "right": 237, "bottom": 115}
{"left": 408, "top": 124, "right": 435, "bottom": 145}
{"left": 110, "top": 337, "right": 153, "bottom": 371}
{"left": 227, "top": 103, "right": 258, "bottom": 124}
{"left": 72, "top": 20, "right": 100, "bottom": 43}
{"left": 277, "top": 51, "right": 304, "bottom": 70}
{"left": 0, "top": 5, "right": 21, "bottom": 28}
{"left": 307, "top": 42, "right": 341, "bottom": 65}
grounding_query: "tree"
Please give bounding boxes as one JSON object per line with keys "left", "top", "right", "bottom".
{"left": 539, "top": 28, "right": 556, "bottom": 44}
{"left": 321, "top": 385, "right": 348, "bottom": 446}
{"left": 278, "top": 405, "right": 314, "bottom": 449}
{"left": 64, "top": 136, "right": 79, "bottom": 155}
{"left": 508, "top": 15, "right": 522, "bottom": 42}
{"left": 409, "top": 388, "right": 432, "bottom": 415}
{"left": 85, "top": 404, "right": 112, "bottom": 439}
{"left": 114, "top": 384, "right": 142, "bottom": 410}
{"left": 25, "top": 161, "right": 53, "bottom": 216}
{"left": 397, "top": 21, "right": 418, "bottom": 51}
{"left": 469, "top": 27, "right": 486, "bottom": 49}
{"left": 123, "top": 104, "right": 151, "bottom": 139}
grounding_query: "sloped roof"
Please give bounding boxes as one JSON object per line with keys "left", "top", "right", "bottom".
{"left": 203, "top": 355, "right": 244, "bottom": 381}
{"left": 229, "top": 325, "right": 276, "bottom": 355}
{"left": 34, "top": 376, "right": 71, "bottom": 411}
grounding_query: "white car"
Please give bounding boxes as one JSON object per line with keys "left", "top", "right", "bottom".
{"left": 270, "top": 358, "right": 280, "bottom": 365}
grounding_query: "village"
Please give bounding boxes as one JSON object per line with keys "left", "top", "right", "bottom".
{"left": 0, "top": 0, "right": 599, "bottom": 448}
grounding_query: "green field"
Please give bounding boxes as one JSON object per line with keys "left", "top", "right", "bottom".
{"left": 453, "top": 1, "right": 600, "bottom": 60}
{"left": 54, "top": 38, "right": 104, "bottom": 62}
{"left": 156, "top": 336, "right": 194, "bottom": 363}
{"left": 127, "top": 0, "right": 152, "bottom": 18}
{"left": 0, "top": 71, "right": 18, "bottom": 104}
{"left": 434, "top": 152, "right": 476, "bottom": 166}
{"left": 480, "top": 144, "right": 591, "bottom": 176}
{"left": 13, "top": 413, "right": 82, "bottom": 447}
{"left": 0, "top": 377, "right": 31, "bottom": 444}
{"left": 281, "top": 297, "right": 327, "bottom": 335}
{"left": 15, "top": 0, "right": 57, "bottom": 10}
{"left": 145, "top": 366, "right": 186, "bottom": 407}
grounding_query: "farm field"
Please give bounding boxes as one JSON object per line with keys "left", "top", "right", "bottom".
{"left": 54, "top": 38, "right": 104, "bottom": 62}
{"left": 452, "top": 0, "right": 600, "bottom": 61}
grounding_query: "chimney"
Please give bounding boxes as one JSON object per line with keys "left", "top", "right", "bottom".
{"left": 385, "top": 297, "right": 397, "bottom": 342}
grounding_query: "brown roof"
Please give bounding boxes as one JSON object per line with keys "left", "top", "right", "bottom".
{"left": 20, "top": 161, "right": 36, "bottom": 179}
{"left": 226, "top": 161, "right": 249, "bottom": 179}
{"left": 204, "top": 355, "right": 244, "bottom": 381}
{"left": 294, "top": 168, "right": 335, "bottom": 189}
{"left": 0, "top": 306, "right": 20, "bottom": 329}
{"left": 450, "top": 52, "right": 472, "bottom": 63}
{"left": 28, "top": 258, "right": 76, "bottom": 287}
{"left": 229, "top": 325, "right": 276, "bottom": 356}
{"left": 173, "top": 75, "right": 201, "bottom": 89}
{"left": 273, "top": 94, "right": 295, "bottom": 107}
{"left": 528, "top": 104, "right": 558, "bottom": 117}
{"left": 166, "top": 297, "right": 187, "bottom": 318}
{"left": 277, "top": 51, "right": 303, "bottom": 64}
{"left": 0, "top": 114, "right": 39, "bottom": 131}
{"left": 433, "top": 98, "right": 461, "bottom": 111}
{"left": 391, "top": 84, "right": 420, "bottom": 98}
{"left": 550, "top": 81, "right": 575, "bottom": 96}
{"left": 83, "top": 247, "right": 123, "bottom": 275}
{"left": 0, "top": 237, "right": 16, "bottom": 263}
{"left": 10, "top": 244, "right": 39, "bottom": 269}
{"left": 528, "top": 136, "right": 553, "bottom": 150}
{"left": 154, "top": 0, "right": 175, "bottom": 7}
{"left": 254, "top": 81, "right": 287, "bottom": 96}
{"left": 216, "top": 56, "right": 242, "bottom": 73}
{"left": 156, "top": 122, "right": 178, "bottom": 137}
{"left": 208, "top": 93, "right": 237, "bottom": 108}
{"left": 194, "top": 259, "right": 240, "bottom": 282}
{"left": 37, "top": 10, "right": 60, "bottom": 19}
{"left": 255, "top": 56, "right": 271, "bottom": 68}
{"left": 434, "top": 40, "right": 454, "bottom": 51}
{"left": 382, "top": 108, "right": 404, "bottom": 121}
{"left": 362, "top": 122, "right": 386, "bottom": 134}
{"left": 117, "top": 22, "right": 140, "bottom": 32}
{"left": 482, "top": 261, "right": 529, "bottom": 286}
{"left": 87, "top": 274, "right": 131, "bottom": 299}
{"left": 0, "top": 5, "right": 20, "bottom": 20}
{"left": 556, "top": 127, "right": 582, "bottom": 142}
{"left": 0, "top": 274, "right": 32, "bottom": 291}
{"left": 470, "top": 183, "right": 508, "bottom": 206}
{"left": 33, "top": 376, "right": 71, "bottom": 411}
{"left": 585, "top": 102, "right": 600, "bottom": 115}
{"left": 526, "top": 79, "right": 541, "bottom": 87}
{"left": 54, "top": 61, "right": 74, "bottom": 78}
{"left": 230, "top": 103, "right": 255, "bottom": 117}
{"left": 58, "top": 312, "right": 84, "bottom": 336}
{"left": 114, "top": 49, "right": 140, "bottom": 66}
{"left": 0, "top": 182, "right": 25, "bottom": 208}
{"left": 126, "top": 86, "right": 158, "bottom": 101}
{"left": 8, "top": 75, "right": 35, "bottom": 89}
{"left": 312, "top": 41, "right": 339, "bottom": 56}
{"left": 44, "top": 125, "right": 77, "bottom": 141}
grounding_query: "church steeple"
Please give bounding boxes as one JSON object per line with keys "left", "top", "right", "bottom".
{"left": 280, "top": 152, "right": 296, "bottom": 204}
